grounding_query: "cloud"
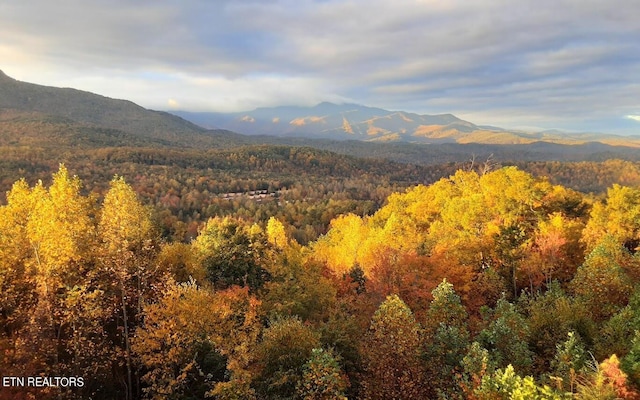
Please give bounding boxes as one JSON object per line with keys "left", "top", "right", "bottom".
{"left": 627, "top": 115, "right": 640, "bottom": 122}
{"left": 1, "top": 0, "right": 640, "bottom": 133}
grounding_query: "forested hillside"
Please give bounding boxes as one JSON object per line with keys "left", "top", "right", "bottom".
{"left": 2, "top": 165, "right": 640, "bottom": 399}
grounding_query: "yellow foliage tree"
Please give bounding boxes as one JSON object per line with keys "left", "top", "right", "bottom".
{"left": 312, "top": 213, "right": 368, "bottom": 276}
{"left": 582, "top": 184, "right": 640, "bottom": 252}
{"left": 134, "top": 280, "right": 261, "bottom": 400}
{"left": 27, "top": 165, "right": 96, "bottom": 284}
{"left": 0, "top": 166, "right": 107, "bottom": 395}
{"left": 99, "top": 176, "right": 154, "bottom": 254}
{"left": 266, "top": 216, "right": 288, "bottom": 249}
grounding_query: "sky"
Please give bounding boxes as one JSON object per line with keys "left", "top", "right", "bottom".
{"left": 1, "top": 0, "right": 639, "bottom": 134}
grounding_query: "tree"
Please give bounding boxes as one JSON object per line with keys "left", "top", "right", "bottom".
{"left": 462, "top": 342, "right": 496, "bottom": 396}
{"left": 570, "top": 236, "right": 633, "bottom": 322}
{"left": 422, "top": 280, "right": 470, "bottom": 398}
{"left": 194, "top": 217, "right": 271, "bottom": 292}
{"left": 424, "top": 279, "right": 468, "bottom": 330}
{"left": 98, "top": 175, "right": 161, "bottom": 400}
{"left": 525, "top": 213, "right": 584, "bottom": 287}
{"left": 550, "top": 332, "right": 588, "bottom": 393}
{"left": 134, "top": 281, "right": 261, "bottom": 400}
{"left": 156, "top": 242, "right": 205, "bottom": 284}
{"left": 99, "top": 176, "right": 155, "bottom": 253}
{"left": 317, "top": 306, "right": 364, "bottom": 399}
{"left": 0, "top": 179, "right": 38, "bottom": 366}
{"left": 27, "top": 166, "right": 96, "bottom": 277}
{"left": 361, "top": 294, "right": 424, "bottom": 400}
{"left": 266, "top": 216, "right": 288, "bottom": 249}
{"left": 493, "top": 224, "right": 529, "bottom": 298}
{"left": 478, "top": 297, "right": 534, "bottom": 375}
{"left": 134, "top": 280, "right": 223, "bottom": 399}
{"left": 582, "top": 184, "right": 640, "bottom": 252}
{"left": 475, "top": 365, "right": 570, "bottom": 400}
{"left": 296, "top": 348, "right": 349, "bottom": 400}
{"left": 622, "top": 332, "right": 640, "bottom": 390}
{"left": 0, "top": 166, "right": 131, "bottom": 399}
{"left": 255, "top": 316, "right": 320, "bottom": 399}
{"left": 577, "top": 355, "right": 640, "bottom": 400}
{"left": 311, "top": 213, "right": 368, "bottom": 276}
{"left": 523, "top": 282, "right": 594, "bottom": 376}
{"left": 22, "top": 166, "right": 98, "bottom": 392}
{"left": 261, "top": 258, "right": 336, "bottom": 323}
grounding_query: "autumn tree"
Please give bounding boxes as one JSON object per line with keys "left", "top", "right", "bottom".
{"left": 577, "top": 355, "right": 640, "bottom": 400}
{"left": 21, "top": 167, "right": 102, "bottom": 395}
{"left": 99, "top": 176, "right": 155, "bottom": 253}
{"left": 570, "top": 236, "right": 633, "bottom": 322}
{"left": 266, "top": 216, "right": 288, "bottom": 249}
{"left": 311, "top": 213, "right": 368, "bottom": 276}
{"left": 474, "top": 365, "right": 570, "bottom": 400}
{"left": 0, "top": 179, "right": 38, "bottom": 374}
{"left": 317, "top": 306, "right": 364, "bottom": 399}
{"left": 261, "top": 217, "right": 336, "bottom": 323}
{"left": 361, "top": 294, "right": 424, "bottom": 400}
{"left": 0, "top": 166, "right": 130, "bottom": 399}
{"left": 550, "top": 332, "right": 588, "bottom": 393}
{"left": 193, "top": 217, "right": 271, "bottom": 291}
{"left": 594, "top": 289, "right": 640, "bottom": 360}
{"left": 296, "top": 348, "right": 349, "bottom": 400}
{"left": 97, "top": 175, "right": 162, "bottom": 400}
{"left": 622, "top": 332, "right": 640, "bottom": 390}
{"left": 133, "top": 280, "right": 223, "bottom": 399}
{"left": 261, "top": 258, "right": 336, "bottom": 323}
{"left": 255, "top": 316, "right": 320, "bottom": 399}
{"left": 582, "top": 184, "right": 640, "bottom": 252}
{"left": 461, "top": 342, "right": 496, "bottom": 395}
{"left": 156, "top": 241, "right": 205, "bottom": 284}
{"left": 526, "top": 213, "right": 585, "bottom": 286}
{"left": 134, "top": 281, "right": 261, "bottom": 400}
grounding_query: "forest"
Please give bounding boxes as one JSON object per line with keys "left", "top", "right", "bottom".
{"left": 2, "top": 163, "right": 640, "bottom": 399}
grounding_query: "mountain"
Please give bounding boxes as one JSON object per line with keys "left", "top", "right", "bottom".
{"left": 3, "top": 69, "right": 640, "bottom": 167}
{"left": 172, "top": 102, "right": 640, "bottom": 147}
{"left": 0, "top": 69, "right": 240, "bottom": 148}
{"left": 172, "top": 103, "right": 477, "bottom": 142}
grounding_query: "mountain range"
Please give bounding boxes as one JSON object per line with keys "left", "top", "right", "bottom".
{"left": 2, "top": 69, "right": 640, "bottom": 165}
{"left": 173, "top": 103, "right": 640, "bottom": 147}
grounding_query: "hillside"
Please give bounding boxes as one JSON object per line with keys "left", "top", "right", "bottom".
{"left": 0, "top": 69, "right": 237, "bottom": 148}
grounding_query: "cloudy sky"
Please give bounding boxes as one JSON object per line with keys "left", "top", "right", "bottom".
{"left": 2, "top": 0, "right": 639, "bottom": 134}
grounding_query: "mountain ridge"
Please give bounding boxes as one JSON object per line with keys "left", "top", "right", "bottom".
{"left": 2, "top": 69, "right": 640, "bottom": 163}
{"left": 171, "top": 103, "right": 640, "bottom": 147}
{"left": 0, "top": 69, "right": 235, "bottom": 148}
